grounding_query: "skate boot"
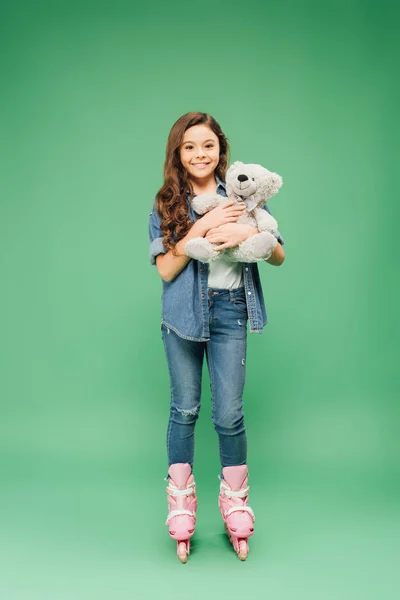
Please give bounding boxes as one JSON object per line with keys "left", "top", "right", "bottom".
{"left": 165, "top": 463, "right": 197, "bottom": 563}
{"left": 218, "top": 465, "right": 255, "bottom": 561}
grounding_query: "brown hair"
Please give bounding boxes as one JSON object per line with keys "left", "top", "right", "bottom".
{"left": 155, "top": 112, "right": 230, "bottom": 252}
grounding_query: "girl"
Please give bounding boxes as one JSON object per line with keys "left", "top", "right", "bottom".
{"left": 148, "top": 112, "right": 285, "bottom": 563}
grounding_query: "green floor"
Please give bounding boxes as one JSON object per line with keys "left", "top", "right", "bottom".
{"left": 1, "top": 464, "right": 398, "bottom": 599}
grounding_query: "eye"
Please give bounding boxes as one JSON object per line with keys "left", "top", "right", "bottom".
{"left": 185, "top": 145, "right": 193, "bottom": 150}
{"left": 206, "top": 143, "right": 214, "bottom": 148}
{"left": 251, "top": 177, "right": 255, "bottom": 181}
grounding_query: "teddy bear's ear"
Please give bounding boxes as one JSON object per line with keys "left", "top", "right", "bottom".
{"left": 270, "top": 173, "right": 283, "bottom": 191}
{"left": 227, "top": 161, "right": 243, "bottom": 177}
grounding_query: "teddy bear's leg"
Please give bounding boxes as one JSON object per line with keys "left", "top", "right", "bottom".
{"left": 185, "top": 238, "right": 219, "bottom": 263}
{"left": 230, "top": 232, "right": 278, "bottom": 263}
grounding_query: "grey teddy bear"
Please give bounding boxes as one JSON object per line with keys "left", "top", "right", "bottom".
{"left": 185, "top": 161, "right": 283, "bottom": 263}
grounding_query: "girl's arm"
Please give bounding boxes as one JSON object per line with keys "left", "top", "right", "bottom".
{"left": 265, "top": 242, "right": 285, "bottom": 266}
{"left": 206, "top": 224, "right": 286, "bottom": 266}
{"left": 156, "top": 201, "right": 246, "bottom": 282}
{"left": 205, "top": 205, "right": 286, "bottom": 266}
{"left": 156, "top": 220, "right": 207, "bottom": 282}
{"left": 263, "top": 204, "right": 285, "bottom": 265}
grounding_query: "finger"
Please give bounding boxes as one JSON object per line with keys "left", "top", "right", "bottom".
{"left": 215, "top": 242, "right": 232, "bottom": 250}
{"left": 224, "top": 217, "right": 239, "bottom": 223}
{"left": 221, "top": 199, "right": 236, "bottom": 208}
{"left": 226, "top": 208, "right": 246, "bottom": 216}
{"left": 222, "top": 203, "right": 245, "bottom": 211}
{"left": 225, "top": 203, "right": 246, "bottom": 211}
{"left": 229, "top": 204, "right": 246, "bottom": 210}
{"left": 206, "top": 231, "right": 227, "bottom": 239}
{"left": 225, "top": 213, "right": 243, "bottom": 220}
{"left": 207, "top": 236, "right": 228, "bottom": 243}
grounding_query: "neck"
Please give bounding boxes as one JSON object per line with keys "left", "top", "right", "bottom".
{"left": 190, "top": 174, "right": 217, "bottom": 196}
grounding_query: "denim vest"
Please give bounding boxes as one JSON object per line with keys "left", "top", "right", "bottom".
{"left": 148, "top": 176, "right": 285, "bottom": 341}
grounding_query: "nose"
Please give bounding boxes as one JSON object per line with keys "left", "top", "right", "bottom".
{"left": 238, "top": 174, "right": 248, "bottom": 182}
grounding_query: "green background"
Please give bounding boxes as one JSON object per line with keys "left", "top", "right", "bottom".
{"left": 1, "top": 0, "right": 399, "bottom": 598}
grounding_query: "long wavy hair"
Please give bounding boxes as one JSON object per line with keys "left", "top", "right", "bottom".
{"left": 155, "top": 112, "right": 230, "bottom": 252}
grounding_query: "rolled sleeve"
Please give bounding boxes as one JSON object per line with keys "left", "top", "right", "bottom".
{"left": 148, "top": 206, "right": 168, "bottom": 265}
{"left": 263, "top": 204, "right": 285, "bottom": 246}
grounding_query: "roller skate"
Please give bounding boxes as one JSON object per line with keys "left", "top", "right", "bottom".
{"left": 165, "top": 463, "right": 197, "bottom": 563}
{"left": 218, "top": 465, "right": 255, "bottom": 561}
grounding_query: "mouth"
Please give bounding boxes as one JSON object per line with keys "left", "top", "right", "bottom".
{"left": 231, "top": 179, "right": 256, "bottom": 197}
{"left": 237, "top": 181, "right": 252, "bottom": 191}
{"left": 191, "top": 163, "right": 210, "bottom": 169}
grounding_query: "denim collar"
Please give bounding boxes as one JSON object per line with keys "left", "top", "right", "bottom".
{"left": 215, "top": 174, "right": 226, "bottom": 194}
{"left": 188, "top": 174, "right": 226, "bottom": 198}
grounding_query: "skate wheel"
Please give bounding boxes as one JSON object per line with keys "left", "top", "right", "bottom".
{"left": 237, "top": 539, "right": 248, "bottom": 561}
{"left": 177, "top": 541, "right": 188, "bottom": 563}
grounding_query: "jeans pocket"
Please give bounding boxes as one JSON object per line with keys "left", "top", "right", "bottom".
{"left": 231, "top": 295, "right": 248, "bottom": 316}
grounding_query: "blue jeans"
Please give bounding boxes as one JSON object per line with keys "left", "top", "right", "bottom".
{"left": 162, "top": 287, "right": 248, "bottom": 471}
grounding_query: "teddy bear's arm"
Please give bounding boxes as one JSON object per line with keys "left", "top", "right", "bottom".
{"left": 191, "top": 193, "right": 224, "bottom": 215}
{"left": 228, "top": 231, "right": 278, "bottom": 263}
{"left": 254, "top": 207, "right": 278, "bottom": 233}
{"left": 185, "top": 237, "right": 220, "bottom": 263}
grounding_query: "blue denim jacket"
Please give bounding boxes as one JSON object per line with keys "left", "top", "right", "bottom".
{"left": 148, "top": 176, "right": 285, "bottom": 341}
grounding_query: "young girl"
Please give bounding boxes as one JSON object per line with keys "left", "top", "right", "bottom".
{"left": 148, "top": 112, "right": 285, "bottom": 563}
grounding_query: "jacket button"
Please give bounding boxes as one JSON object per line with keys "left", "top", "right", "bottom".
{"left": 248, "top": 291, "right": 252, "bottom": 295}
{"left": 202, "top": 293, "right": 205, "bottom": 297}
{"left": 245, "top": 268, "right": 249, "bottom": 272}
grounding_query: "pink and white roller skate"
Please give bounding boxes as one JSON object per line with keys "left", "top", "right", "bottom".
{"left": 218, "top": 465, "right": 255, "bottom": 561}
{"left": 165, "top": 463, "right": 197, "bottom": 563}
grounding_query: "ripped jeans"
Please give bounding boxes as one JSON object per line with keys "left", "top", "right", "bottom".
{"left": 162, "top": 287, "right": 248, "bottom": 471}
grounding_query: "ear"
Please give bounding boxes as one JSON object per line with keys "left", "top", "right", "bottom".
{"left": 270, "top": 173, "right": 283, "bottom": 193}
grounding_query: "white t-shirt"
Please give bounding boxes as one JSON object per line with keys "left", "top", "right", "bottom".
{"left": 208, "top": 256, "right": 244, "bottom": 289}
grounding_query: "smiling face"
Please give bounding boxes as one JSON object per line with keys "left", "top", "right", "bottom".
{"left": 179, "top": 124, "right": 220, "bottom": 183}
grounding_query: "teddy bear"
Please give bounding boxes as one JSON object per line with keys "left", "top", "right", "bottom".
{"left": 185, "top": 161, "right": 283, "bottom": 263}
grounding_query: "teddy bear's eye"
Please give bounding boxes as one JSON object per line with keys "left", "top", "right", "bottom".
{"left": 251, "top": 177, "right": 255, "bottom": 181}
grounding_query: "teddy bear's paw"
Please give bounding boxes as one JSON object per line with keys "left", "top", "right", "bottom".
{"left": 251, "top": 231, "right": 278, "bottom": 259}
{"left": 192, "top": 193, "right": 223, "bottom": 215}
{"left": 185, "top": 238, "right": 219, "bottom": 263}
{"left": 231, "top": 232, "right": 277, "bottom": 262}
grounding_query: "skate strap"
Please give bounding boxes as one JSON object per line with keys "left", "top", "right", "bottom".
{"left": 166, "top": 481, "right": 196, "bottom": 497}
{"left": 225, "top": 505, "right": 255, "bottom": 520}
{"left": 166, "top": 509, "right": 196, "bottom": 525}
{"left": 220, "top": 481, "right": 250, "bottom": 498}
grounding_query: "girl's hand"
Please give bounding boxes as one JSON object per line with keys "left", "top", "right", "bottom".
{"left": 198, "top": 200, "right": 246, "bottom": 233}
{"left": 205, "top": 223, "right": 259, "bottom": 250}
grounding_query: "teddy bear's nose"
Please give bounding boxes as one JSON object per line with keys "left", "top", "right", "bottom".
{"left": 238, "top": 174, "right": 248, "bottom": 182}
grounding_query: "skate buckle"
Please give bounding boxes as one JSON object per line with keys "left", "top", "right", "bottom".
{"left": 225, "top": 505, "right": 255, "bottom": 521}
{"left": 167, "top": 481, "right": 196, "bottom": 497}
{"left": 220, "top": 482, "right": 249, "bottom": 498}
{"left": 166, "top": 509, "right": 196, "bottom": 525}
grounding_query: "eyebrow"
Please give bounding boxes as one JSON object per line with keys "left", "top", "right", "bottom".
{"left": 182, "top": 139, "right": 216, "bottom": 144}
